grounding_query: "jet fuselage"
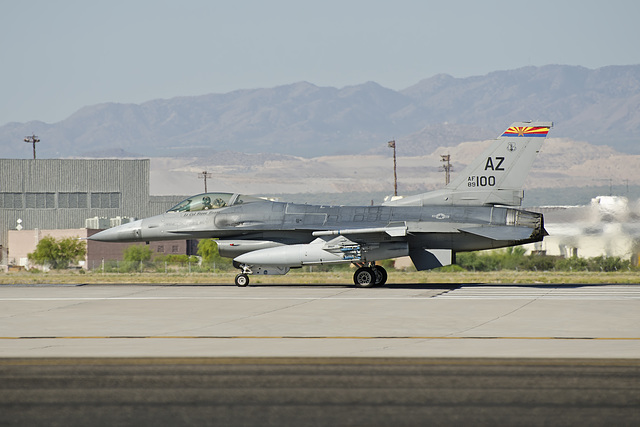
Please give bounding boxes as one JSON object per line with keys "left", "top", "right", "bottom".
{"left": 93, "top": 199, "right": 545, "bottom": 253}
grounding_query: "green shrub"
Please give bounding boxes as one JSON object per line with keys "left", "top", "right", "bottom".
{"left": 556, "top": 256, "right": 590, "bottom": 271}
{"left": 456, "top": 251, "right": 500, "bottom": 271}
{"left": 28, "top": 236, "right": 86, "bottom": 269}
{"left": 434, "top": 264, "right": 466, "bottom": 272}
{"left": 123, "top": 245, "right": 153, "bottom": 263}
{"left": 522, "top": 255, "right": 557, "bottom": 271}
{"left": 197, "top": 239, "right": 234, "bottom": 271}
{"left": 588, "top": 256, "right": 630, "bottom": 272}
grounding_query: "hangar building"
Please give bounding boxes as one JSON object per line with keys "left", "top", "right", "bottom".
{"left": 0, "top": 159, "right": 187, "bottom": 266}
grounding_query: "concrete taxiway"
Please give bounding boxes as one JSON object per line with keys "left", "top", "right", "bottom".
{"left": 1, "top": 283, "right": 639, "bottom": 358}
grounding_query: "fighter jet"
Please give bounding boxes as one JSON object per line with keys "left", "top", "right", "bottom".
{"left": 89, "top": 121, "right": 552, "bottom": 287}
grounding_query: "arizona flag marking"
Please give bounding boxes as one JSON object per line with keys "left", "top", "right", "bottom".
{"left": 501, "top": 126, "right": 550, "bottom": 137}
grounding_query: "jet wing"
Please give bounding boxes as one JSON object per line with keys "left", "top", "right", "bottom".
{"left": 312, "top": 223, "right": 536, "bottom": 240}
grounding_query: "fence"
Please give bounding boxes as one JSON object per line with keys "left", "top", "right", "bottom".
{"left": 85, "top": 259, "right": 235, "bottom": 274}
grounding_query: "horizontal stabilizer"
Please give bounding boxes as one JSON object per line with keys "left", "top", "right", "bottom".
{"left": 458, "top": 225, "right": 534, "bottom": 241}
{"left": 409, "top": 249, "right": 453, "bottom": 271}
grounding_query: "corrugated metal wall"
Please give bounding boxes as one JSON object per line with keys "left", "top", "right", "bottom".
{"left": 149, "top": 195, "right": 188, "bottom": 216}
{"left": 0, "top": 159, "right": 155, "bottom": 248}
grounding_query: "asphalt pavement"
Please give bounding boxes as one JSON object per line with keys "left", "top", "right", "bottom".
{"left": 1, "top": 357, "right": 639, "bottom": 426}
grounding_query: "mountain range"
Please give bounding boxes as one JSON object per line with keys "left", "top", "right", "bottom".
{"left": 1, "top": 64, "right": 640, "bottom": 159}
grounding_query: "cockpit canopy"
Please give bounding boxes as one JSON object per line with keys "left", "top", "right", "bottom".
{"left": 167, "top": 193, "right": 265, "bottom": 213}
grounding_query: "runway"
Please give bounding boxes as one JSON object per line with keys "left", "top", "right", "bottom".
{"left": 2, "top": 283, "right": 639, "bottom": 425}
{"left": 1, "top": 283, "right": 639, "bottom": 358}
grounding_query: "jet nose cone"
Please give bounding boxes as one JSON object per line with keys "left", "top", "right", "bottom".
{"left": 88, "top": 220, "right": 143, "bottom": 242}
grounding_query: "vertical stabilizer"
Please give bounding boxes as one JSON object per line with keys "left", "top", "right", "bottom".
{"left": 384, "top": 121, "right": 553, "bottom": 207}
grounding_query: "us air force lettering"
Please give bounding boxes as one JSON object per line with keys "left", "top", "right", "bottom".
{"left": 89, "top": 122, "right": 553, "bottom": 287}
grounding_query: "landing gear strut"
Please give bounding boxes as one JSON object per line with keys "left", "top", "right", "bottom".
{"left": 353, "top": 263, "right": 387, "bottom": 288}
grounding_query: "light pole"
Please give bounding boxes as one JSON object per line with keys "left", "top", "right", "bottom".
{"left": 24, "top": 134, "right": 40, "bottom": 159}
{"left": 198, "top": 171, "right": 212, "bottom": 193}
{"left": 441, "top": 154, "right": 452, "bottom": 186}
{"left": 388, "top": 140, "right": 397, "bottom": 196}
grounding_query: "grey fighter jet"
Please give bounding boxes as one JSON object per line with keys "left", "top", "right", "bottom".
{"left": 89, "top": 121, "right": 553, "bottom": 287}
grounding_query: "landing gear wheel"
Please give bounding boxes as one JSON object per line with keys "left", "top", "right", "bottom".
{"left": 372, "top": 265, "right": 388, "bottom": 286}
{"left": 353, "top": 267, "right": 376, "bottom": 288}
{"left": 235, "top": 273, "right": 249, "bottom": 287}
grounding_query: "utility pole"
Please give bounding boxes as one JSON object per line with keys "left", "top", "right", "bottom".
{"left": 388, "top": 140, "right": 397, "bottom": 196}
{"left": 24, "top": 134, "right": 40, "bottom": 159}
{"left": 198, "top": 171, "right": 212, "bottom": 193}
{"left": 440, "top": 154, "right": 452, "bottom": 186}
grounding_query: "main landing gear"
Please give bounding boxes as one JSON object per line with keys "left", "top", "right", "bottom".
{"left": 353, "top": 263, "right": 387, "bottom": 288}
{"left": 233, "top": 263, "right": 388, "bottom": 288}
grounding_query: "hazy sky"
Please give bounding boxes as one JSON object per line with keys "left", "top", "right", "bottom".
{"left": 2, "top": 0, "right": 639, "bottom": 125}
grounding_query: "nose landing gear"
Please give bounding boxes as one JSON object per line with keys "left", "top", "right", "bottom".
{"left": 235, "top": 273, "right": 249, "bottom": 287}
{"left": 234, "top": 263, "right": 252, "bottom": 287}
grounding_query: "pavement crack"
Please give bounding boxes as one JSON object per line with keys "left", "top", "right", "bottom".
{"left": 450, "top": 287, "right": 554, "bottom": 336}
{"left": 168, "top": 294, "right": 320, "bottom": 336}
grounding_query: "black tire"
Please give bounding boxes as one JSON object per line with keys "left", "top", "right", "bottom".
{"left": 372, "top": 266, "right": 388, "bottom": 286}
{"left": 235, "top": 273, "right": 249, "bottom": 287}
{"left": 353, "top": 267, "right": 376, "bottom": 288}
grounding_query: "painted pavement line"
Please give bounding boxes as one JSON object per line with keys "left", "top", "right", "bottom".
{"left": 1, "top": 335, "right": 639, "bottom": 340}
